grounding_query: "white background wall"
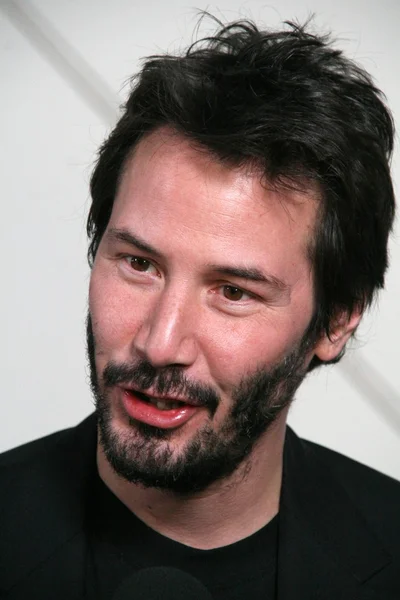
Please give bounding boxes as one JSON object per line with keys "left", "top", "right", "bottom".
{"left": 1, "top": 0, "right": 400, "bottom": 479}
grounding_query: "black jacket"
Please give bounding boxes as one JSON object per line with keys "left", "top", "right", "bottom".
{"left": 1, "top": 413, "right": 399, "bottom": 599}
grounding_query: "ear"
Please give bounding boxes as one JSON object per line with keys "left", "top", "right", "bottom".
{"left": 313, "top": 309, "right": 363, "bottom": 363}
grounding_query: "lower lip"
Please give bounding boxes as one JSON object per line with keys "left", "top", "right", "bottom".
{"left": 121, "top": 389, "right": 199, "bottom": 429}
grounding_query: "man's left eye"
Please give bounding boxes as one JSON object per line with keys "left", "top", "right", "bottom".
{"left": 222, "top": 285, "right": 249, "bottom": 301}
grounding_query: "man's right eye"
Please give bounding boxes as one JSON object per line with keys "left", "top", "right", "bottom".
{"left": 125, "top": 256, "right": 157, "bottom": 274}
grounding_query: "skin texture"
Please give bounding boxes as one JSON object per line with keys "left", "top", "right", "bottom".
{"left": 89, "top": 127, "right": 360, "bottom": 549}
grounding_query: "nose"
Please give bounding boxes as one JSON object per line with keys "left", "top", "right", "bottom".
{"left": 132, "top": 286, "right": 199, "bottom": 368}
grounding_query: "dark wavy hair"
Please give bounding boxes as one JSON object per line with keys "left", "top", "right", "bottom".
{"left": 87, "top": 17, "right": 395, "bottom": 370}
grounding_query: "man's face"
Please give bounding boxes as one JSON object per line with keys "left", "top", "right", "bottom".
{"left": 89, "top": 128, "right": 318, "bottom": 494}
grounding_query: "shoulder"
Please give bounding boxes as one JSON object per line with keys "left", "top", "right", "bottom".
{"left": 0, "top": 413, "right": 97, "bottom": 540}
{"left": 0, "top": 425, "right": 75, "bottom": 468}
{"left": 300, "top": 435, "right": 400, "bottom": 543}
{"left": 0, "top": 413, "right": 96, "bottom": 462}
{"left": 303, "top": 436, "right": 400, "bottom": 498}
{"left": 0, "top": 413, "right": 97, "bottom": 495}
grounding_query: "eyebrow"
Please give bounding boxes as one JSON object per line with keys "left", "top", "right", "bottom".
{"left": 208, "top": 265, "right": 289, "bottom": 291}
{"left": 105, "top": 228, "right": 162, "bottom": 258}
{"left": 105, "top": 227, "right": 289, "bottom": 291}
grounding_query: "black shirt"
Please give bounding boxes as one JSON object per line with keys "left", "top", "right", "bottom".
{"left": 85, "top": 473, "right": 278, "bottom": 599}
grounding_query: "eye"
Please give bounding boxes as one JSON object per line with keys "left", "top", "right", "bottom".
{"left": 125, "top": 256, "right": 158, "bottom": 275}
{"left": 222, "top": 285, "right": 248, "bottom": 301}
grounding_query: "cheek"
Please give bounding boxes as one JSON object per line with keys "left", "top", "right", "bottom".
{"left": 88, "top": 269, "right": 144, "bottom": 359}
{"left": 202, "top": 312, "right": 307, "bottom": 392}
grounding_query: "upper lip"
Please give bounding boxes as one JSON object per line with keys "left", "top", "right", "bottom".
{"left": 121, "top": 384, "right": 199, "bottom": 406}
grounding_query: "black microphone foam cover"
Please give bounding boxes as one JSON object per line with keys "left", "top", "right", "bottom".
{"left": 112, "top": 566, "right": 214, "bottom": 600}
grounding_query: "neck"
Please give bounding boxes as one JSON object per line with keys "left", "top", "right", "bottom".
{"left": 97, "top": 417, "right": 287, "bottom": 550}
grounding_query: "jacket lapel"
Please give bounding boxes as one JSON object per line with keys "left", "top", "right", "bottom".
{"left": 277, "top": 428, "right": 393, "bottom": 600}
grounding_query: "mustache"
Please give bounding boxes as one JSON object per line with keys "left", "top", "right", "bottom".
{"left": 102, "top": 360, "right": 220, "bottom": 414}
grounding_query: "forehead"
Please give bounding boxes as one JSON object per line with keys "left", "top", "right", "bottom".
{"left": 112, "top": 127, "right": 318, "bottom": 263}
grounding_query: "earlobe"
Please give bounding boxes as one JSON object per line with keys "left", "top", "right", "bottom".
{"left": 313, "top": 310, "right": 363, "bottom": 363}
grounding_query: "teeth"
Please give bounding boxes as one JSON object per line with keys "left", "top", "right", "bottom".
{"left": 148, "top": 398, "right": 181, "bottom": 410}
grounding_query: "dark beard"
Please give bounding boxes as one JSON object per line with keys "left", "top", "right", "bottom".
{"left": 87, "top": 316, "right": 312, "bottom": 495}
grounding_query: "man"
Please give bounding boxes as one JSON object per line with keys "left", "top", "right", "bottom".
{"left": 1, "top": 16, "right": 399, "bottom": 600}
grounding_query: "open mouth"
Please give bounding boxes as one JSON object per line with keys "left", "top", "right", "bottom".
{"left": 130, "top": 390, "right": 185, "bottom": 411}
{"left": 121, "top": 387, "right": 199, "bottom": 429}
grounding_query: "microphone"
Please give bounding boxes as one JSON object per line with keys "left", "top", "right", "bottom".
{"left": 113, "top": 566, "right": 214, "bottom": 599}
